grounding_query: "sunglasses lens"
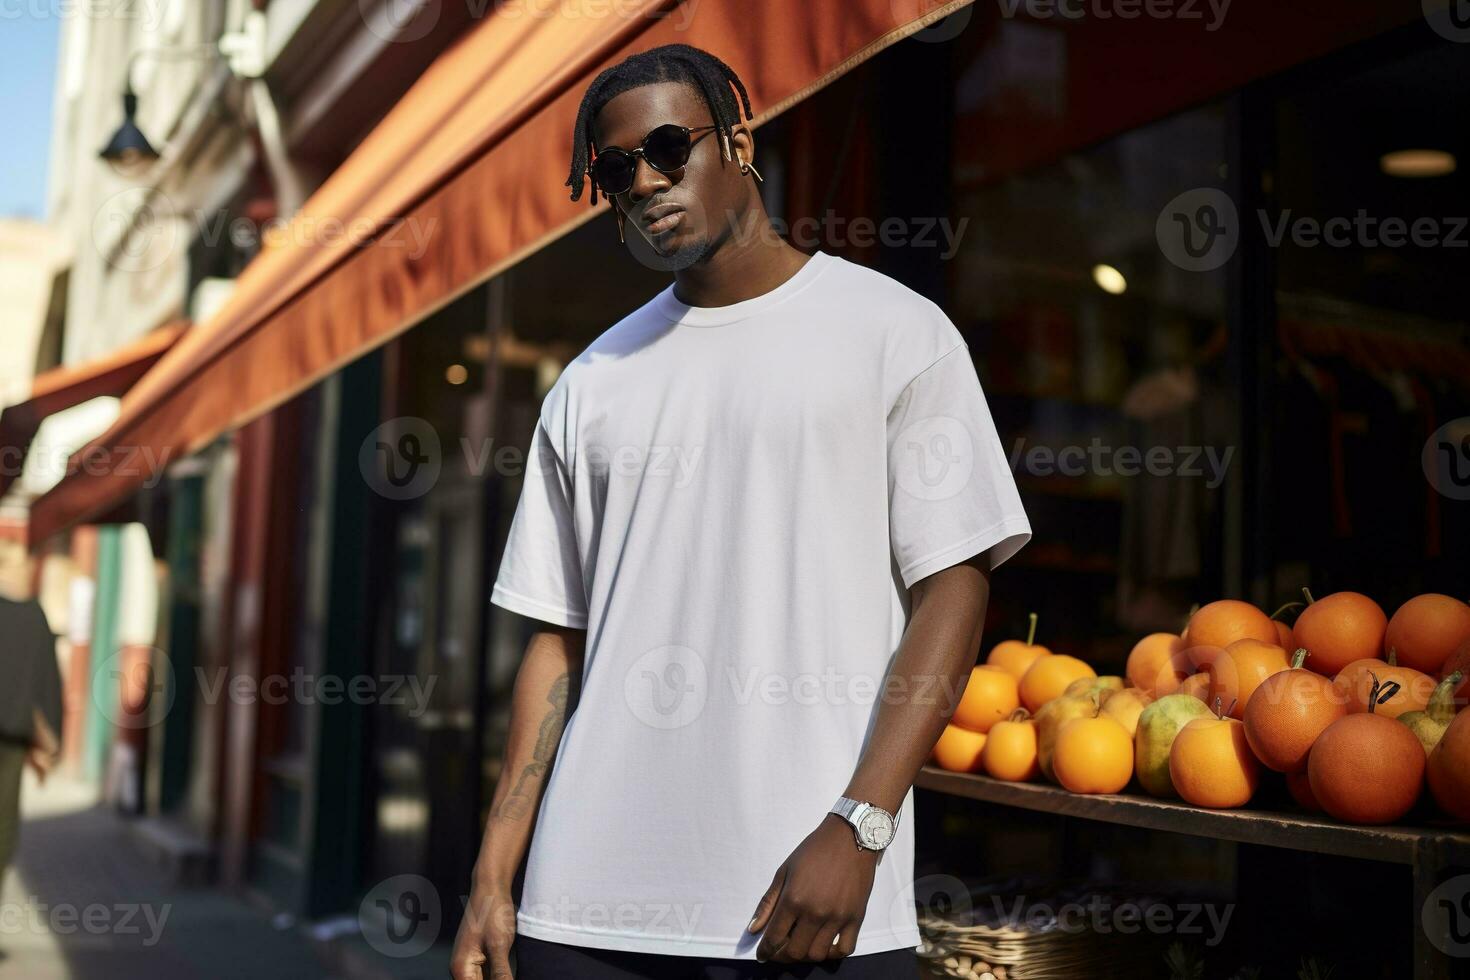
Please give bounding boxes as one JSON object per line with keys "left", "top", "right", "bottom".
{"left": 592, "top": 151, "right": 634, "bottom": 195}
{"left": 644, "top": 125, "right": 693, "bottom": 172}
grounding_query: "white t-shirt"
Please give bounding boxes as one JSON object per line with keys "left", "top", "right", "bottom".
{"left": 491, "top": 249, "right": 1031, "bottom": 959}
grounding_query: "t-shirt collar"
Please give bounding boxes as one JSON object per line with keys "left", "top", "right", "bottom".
{"left": 652, "top": 250, "right": 834, "bottom": 326}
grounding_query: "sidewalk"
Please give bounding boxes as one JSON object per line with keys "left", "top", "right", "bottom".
{"left": 0, "top": 767, "right": 338, "bottom": 980}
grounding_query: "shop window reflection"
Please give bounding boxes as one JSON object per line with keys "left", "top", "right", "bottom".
{"left": 950, "top": 105, "right": 1232, "bottom": 666}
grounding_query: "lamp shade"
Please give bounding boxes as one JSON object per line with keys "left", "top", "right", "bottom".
{"left": 99, "top": 91, "right": 159, "bottom": 165}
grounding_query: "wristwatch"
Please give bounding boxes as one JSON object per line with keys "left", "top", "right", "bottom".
{"left": 829, "top": 797, "right": 899, "bottom": 851}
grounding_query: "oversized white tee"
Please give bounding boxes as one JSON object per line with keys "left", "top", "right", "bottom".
{"left": 490, "top": 249, "right": 1031, "bottom": 959}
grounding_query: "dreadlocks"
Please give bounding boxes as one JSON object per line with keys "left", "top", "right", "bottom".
{"left": 567, "top": 44, "right": 754, "bottom": 206}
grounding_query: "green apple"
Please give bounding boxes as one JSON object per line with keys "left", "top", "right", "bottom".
{"left": 1400, "top": 671, "right": 1463, "bottom": 755}
{"left": 1135, "top": 693, "right": 1215, "bottom": 797}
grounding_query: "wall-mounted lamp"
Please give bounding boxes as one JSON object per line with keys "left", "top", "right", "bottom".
{"left": 99, "top": 87, "right": 159, "bottom": 169}
{"left": 99, "top": 12, "right": 267, "bottom": 173}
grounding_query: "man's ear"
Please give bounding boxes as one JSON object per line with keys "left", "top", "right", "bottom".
{"left": 728, "top": 125, "right": 754, "bottom": 166}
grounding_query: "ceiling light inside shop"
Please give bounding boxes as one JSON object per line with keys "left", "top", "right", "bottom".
{"left": 446, "top": 363, "right": 469, "bottom": 385}
{"left": 1380, "top": 149, "right": 1456, "bottom": 178}
{"left": 1092, "top": 264, "right": 1127, "bottom": 295}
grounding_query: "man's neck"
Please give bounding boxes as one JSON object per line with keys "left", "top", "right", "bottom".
{"left": 670, "top": 226, "right": 811, "bottom": 309}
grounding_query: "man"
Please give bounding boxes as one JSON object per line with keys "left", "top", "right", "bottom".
{"left": 451, "top": 44, "right": 1030, "bottom": 980}
{"left": 0, "top": 540, "right": 64, "bottom": 885}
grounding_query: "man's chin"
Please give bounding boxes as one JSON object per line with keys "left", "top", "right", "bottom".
{"left": 629, "top": 229, "right": 710, "bottom": 272}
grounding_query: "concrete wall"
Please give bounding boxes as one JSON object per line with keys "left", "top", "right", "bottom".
{"left": 0, "top": 219, "right": 62, "bottom": 406}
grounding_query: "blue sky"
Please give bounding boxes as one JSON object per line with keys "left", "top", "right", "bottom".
{"left": 0, "top": 13, "right": 60, "bottom": 220}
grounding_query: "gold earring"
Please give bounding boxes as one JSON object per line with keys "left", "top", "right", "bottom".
{"left": 739, "top": 157, "right": 764, "bottom": 184}
{"left": 614, "top": 205, "right": 625, "bottom": 243}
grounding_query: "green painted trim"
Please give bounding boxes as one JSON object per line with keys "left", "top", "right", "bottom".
{"left": 85, "top": 526, "right": 123, "bottom": 784}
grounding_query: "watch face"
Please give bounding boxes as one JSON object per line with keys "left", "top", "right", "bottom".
{"left": 856, "top": 808, "right": 895, "bottom": 849}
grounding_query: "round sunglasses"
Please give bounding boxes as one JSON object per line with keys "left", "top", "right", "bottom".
{"left": 589, "top": 124, "right": 719, "bottom": 197}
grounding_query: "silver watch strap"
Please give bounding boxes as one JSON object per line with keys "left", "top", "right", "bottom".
{"left": 830, "top": 796, "right": 900, "bottom": 830}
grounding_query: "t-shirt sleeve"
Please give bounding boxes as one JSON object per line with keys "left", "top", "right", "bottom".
{"left": 490, "top": 417, "right": 589, "bottom": 629}
{"left": 887, "top": 342, "right": 1032, "bottom": 589}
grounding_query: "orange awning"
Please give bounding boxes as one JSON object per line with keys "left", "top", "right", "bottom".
{"left": 28, "top": 0, "right": 974, "bottom": 547}
{"left": 1, "top": 320, "right": 187, "bottom": 501}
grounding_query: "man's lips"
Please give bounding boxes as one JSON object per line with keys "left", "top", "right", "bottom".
{"left": 641, "top": 203, "right": 686, "bottom": 235}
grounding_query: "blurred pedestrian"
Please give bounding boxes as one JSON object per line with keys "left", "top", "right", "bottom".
{"left": 0, "top": 539, "right": 64, "bottom": 883}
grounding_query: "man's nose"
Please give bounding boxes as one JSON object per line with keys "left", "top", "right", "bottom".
{"left": 628, "top": 155, "right": 672, "bottom": 204}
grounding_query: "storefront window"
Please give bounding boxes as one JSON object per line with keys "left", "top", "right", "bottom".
{"left": 1266, "top": 39, "right": 1469, "bottom": 599}
{"left": 950, "top": 103, "right": 1233, "bottom": 664}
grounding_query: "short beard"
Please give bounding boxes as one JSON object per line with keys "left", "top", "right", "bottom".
{"left": 625, "top": 229, "right": 714, "bottom": 272}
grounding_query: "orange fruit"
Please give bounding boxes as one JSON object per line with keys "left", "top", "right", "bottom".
{"left": 1428, "top": 708, "right": 1470, "bottom": 821}
{"left": 952, "top": 666, "right": 1020, "bottom": 734}
{"left": 1332, "top": 655, "right": 1435, "bottom": 719}
{"left": 1126, "top": 633, "right": 1190, "bottom": 698}
{"left": 1273, "top": 620, "right": 1294, "bottom": 651}
{"left": 1064, "top": 675, "right": 1124, "bottom": 700}
{"left": 1169, "top": 715, "right": 1260, "bottom": 809}
{"left": 1242, "top": 649, "right": 1346, "bottom": 773}
{"left": 1309, "top": 712, "right": 1425, "bottom": 824}
{"left": 981, "top": 709, "right": 1040, "bottom": 782}
{"left": 1205, "top": 639, "right": 1291, "bottom": 720}
{"left": 986, "top": 612, "right": 1052, "bottom": 679}
{"left": 1052, "top": 716, "right": 1133, "bottom": 795}
{"left": 1019, "top": 655, "right": 1096, "bottom": 713}
{"left": 1293, "top": 590, "right": 1387, "bottom": 677}
{"left": 932, "top": 725, "right": 987, "bottom": 773}
{"left": 1035, "top": 690, "right": 1103, "bottom": 783}
{"left": 1179, "top": 672, "right": 1211, "bottom": 703}
{"left": 1385, "top": 594, "right": 1470, "bottom": 675}
{"left": 1183, "top": 601, "right": 1278, "bottom": 668}
{"left": 1286, "top": 770, "right": 1321, "bottom": 811}
{"left": 1100, "top": 688, "right": 1152, "bottom": 738}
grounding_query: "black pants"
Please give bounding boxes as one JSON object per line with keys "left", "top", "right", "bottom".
{"left": 513, "top": 934, "right": 922, "bottom": 979}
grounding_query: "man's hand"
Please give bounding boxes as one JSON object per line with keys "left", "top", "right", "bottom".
{"left": 25, "top": 747, "right": 56, "bottom": 785}
{"left": 747, "top": 813, "right": 879, "bottom": 963}
{"left": 449, "top": 880, "right": 517, "bottom": 980}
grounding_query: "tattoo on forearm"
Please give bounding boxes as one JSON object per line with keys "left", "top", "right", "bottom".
{"left": 491, "top": 673, "right": 569, "bottom": 823}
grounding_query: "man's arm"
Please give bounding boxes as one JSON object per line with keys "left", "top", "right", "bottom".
{"left": 748, "top": 552, "right": 991, "bottom": 963}
{"left": 451, "top": 624, "right": 585, "bottom": 980}
{"left": 840, "top": 552, "right": 990, "bottom": 812}
{"left": 27, "top": 709, "right": 61, "bottom": 785}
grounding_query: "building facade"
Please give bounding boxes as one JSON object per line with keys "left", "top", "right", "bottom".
{"left": 21, "top": 0, "right": 1468, "bottom": 974}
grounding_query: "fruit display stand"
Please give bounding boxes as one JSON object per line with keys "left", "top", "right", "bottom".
{"left": 916, "top": 766, "right": 1470, "bottom": 980}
